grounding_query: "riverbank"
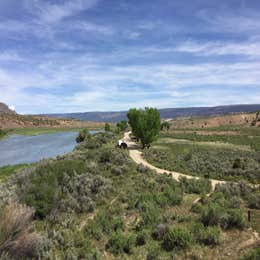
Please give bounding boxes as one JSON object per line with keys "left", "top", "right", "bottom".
{"left": 0, "top": 131, "right": 258, "bottom": 259}
{"left": 0, "top": 126, "right": 103, "bottom": 140}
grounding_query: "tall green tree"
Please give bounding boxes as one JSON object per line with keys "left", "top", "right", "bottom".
{"left": 127, "top": 107, "right": 161, "bottom": 148}
{"left": 116, "top": 120, "right": 128, "bottom": 132}
{"left": 104, "top": 123, "right": 111, "bottom": 132}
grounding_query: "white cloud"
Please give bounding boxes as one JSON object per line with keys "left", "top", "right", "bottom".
{"left": 25, "top": 0, "right": 99, "bottom": 24}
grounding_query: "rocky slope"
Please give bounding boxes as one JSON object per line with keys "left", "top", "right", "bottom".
{"left": 0, "top": 102, "right": 15, "bottom": 114}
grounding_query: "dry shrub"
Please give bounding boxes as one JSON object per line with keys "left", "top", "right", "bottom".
{"left": 0, "top": 202, "right": 42, "bottom": 259}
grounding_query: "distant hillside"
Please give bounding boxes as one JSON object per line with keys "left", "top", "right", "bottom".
{"left": 41, "top": 104, "right": 260, "bottom": 122}
{"left": 0, "top": 102, "right": 15, "bottom": 114}
{"left": 0, "top": 101, "right": 104, "bottom": 129}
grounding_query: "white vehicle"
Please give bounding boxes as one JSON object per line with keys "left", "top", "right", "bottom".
{"left": 117, "top": 140, "right": 128, "bottom": 149}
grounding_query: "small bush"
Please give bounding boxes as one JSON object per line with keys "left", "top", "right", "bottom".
{"left": 192, "top": 223, "right": 221, "bottom": 246}
{"left": 241, "top": 247, "right": 260, "bottom": 260}
{"left": 136, "top": 231, "right": 147, "bottom": 246}
{"left": 201, "top": 203, "right": 246, "bottom": 229}
{"left": 0, "top": 202, "right": 42, "bottom": 258}
{"left": 140, "top": 202, "right": 161, "bottom": 226}
{"left": 152, "top": 224, "right": 169, "bottom": 241}
{"left": 162, "top": 227, "right": 193, "bottom": 251}
{"left": 76, "top": 129, "right": 91, "bottom": 143}
{"left": 106, "top": 232, "right": 135, "bottom": 255}
{"left": 247, "top": 192, "right": 260, "bottom": 209}
{"left": 180, "top": 177, "right": 212, "bottom": 194}
{"left": 146, "top": 243, "right": 161, "bottom": 260}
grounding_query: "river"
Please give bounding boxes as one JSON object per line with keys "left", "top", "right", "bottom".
{"left": 0, "top": 131, "right": 98, "bottom": 167}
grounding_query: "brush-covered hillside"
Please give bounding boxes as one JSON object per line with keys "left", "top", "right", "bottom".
{"left": 0, "top": 131, "right": 259, "bottom": 259}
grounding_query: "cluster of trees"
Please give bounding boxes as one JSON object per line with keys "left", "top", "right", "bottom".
{"left": 116, "top": 120, "right": 128, "bottom": 132}
{"left": 76, "top": 107, "right": 162, "bottom": 148}
{"left": 76, "top": 129, "right": 91, "bottom": 143}
{"left": 127, "top": 107, "right": 161, "bottom": 148}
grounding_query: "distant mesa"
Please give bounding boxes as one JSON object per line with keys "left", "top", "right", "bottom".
{"left": 41, "top": 104, "right": 260, "bottom": 123}
{"left": 0, "top": 102, "right": 16, "bottom": 114}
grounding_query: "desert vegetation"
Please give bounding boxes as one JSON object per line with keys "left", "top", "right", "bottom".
{"left": 144, "top": 136, "right": 260, "bottom": 183}
{"left": 0, "top": 130, "right": 258, "bottom": 259}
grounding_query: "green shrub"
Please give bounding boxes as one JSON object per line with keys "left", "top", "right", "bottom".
{"left": 192, "top": 223, "right": 221, "bottom": 246}
{"left": 162, "top": 227, "right": 193, "bottom": 251}
{"left": 161, "top": 186, "right": 183, "bottom": 206}
{"left": 247, "top": 192, "right": 260, "bottom": 209}
{"left": 180, "top": 177, "right": 212, "bottom": 194}
{"left": 140, "top": 202, "right": 160, "bottom": 226}
{"left": 152, "top": 224, "right": 169, "bottom": 241}
{"left": 201, "top": 203, "right": 246, "bottom": 229}
{"left": 136, "top": 231, "right": 147, "bottom": 246}
{"left": 146, "top": 243, "right": 161, "bottom": 260}
{"left": 23, "top": 171, "right": 59, "bottom": 219}
{"left": 106, "top": 232, "right": 135, "bottom": 255}
{"left": 76, "top": 129, "right": 91, "bottom": 143}
{"left": 241, "top": 247, "right": 260, "bottom": 260}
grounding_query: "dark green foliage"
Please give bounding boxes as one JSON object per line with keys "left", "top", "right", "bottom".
{"left": 247, "top": 192, "right": 260, "bottom": 209}
{"left": 200, "top": 193, "right": 246, "bottom": 229}
{"left": 104, "top": 123, "right": 111, "bottom": 132}
{"left": 162, "top": 227, "right": 193, "bottom": 251}
{"left": 106, "top": 232, "right": 135, "bottom": 255}
{"left": 192, "top": 223, "right": 221, "bottom": 246}
{"left": 180, "top": 177, "right": 212, "bottom": 194}
{"left": 127, "top": 107, "right": 161, "bottom": 148}
{"left": 152, "top": 224, "right": 169, "bottom": 241}
{"left": 23, "top": 169, "right": 59, "bottom": 219}
{"left": 18, "top": 159, "right": 110, "bottom": 218}
{"left": 76, "top": 129, "right": 91, "bottom": 143}
{"left": 161, "top": 121, "right": 170, "bottom": 131}
{"left": 116, "top": 120, "right": 128, "bottom": 132}
{"left": 146, "top": 243, "right": 161, "bottom": 260}
{"left": 241, "top": 247, "right": 260, "bottom": 260}
{"left": 0, "top": 129, "right": 8, "bottom": 139}
{"left": 215, "top": 182, "right": 260, "bottom": 209}
{"left": 85, "top": 210, "right": 124, "bottom": 240}
{"left": 133, "top": 179, "right": 183, "bottom": 227}
{"left": 136, "top": 230, "right": 147, "bottom": 246}
{"left": 139, "top": 201, "right": 161, "bottom": 226}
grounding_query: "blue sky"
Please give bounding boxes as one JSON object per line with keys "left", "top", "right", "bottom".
{"left": 0, "top": 0, "right": 260, "bottom": 114}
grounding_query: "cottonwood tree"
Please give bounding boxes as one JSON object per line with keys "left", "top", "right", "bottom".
{"left": 127, "top": 107, "right": 161, "bottom": 148}
{"left": 116, "top": 120, "right": 128, "bottom": 132}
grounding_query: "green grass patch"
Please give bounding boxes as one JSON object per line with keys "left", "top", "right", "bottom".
{"left": 161, "top": 132, "right": 260, "bottom": 151}
{"left": 0, "top": 164, "right": 29, "bottom": 182}
{"left": 5, "top": 127, "right": 95, "bottom": 136}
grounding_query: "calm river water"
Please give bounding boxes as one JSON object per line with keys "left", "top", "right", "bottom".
{"left": 0, "top": 131, "right": 97, "bottom": 167}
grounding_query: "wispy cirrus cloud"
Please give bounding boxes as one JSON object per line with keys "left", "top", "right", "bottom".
{"left": 1, "top": 0, "right": 260, "bottom": 113}
{"left": 24, "top": 0, "right": 99, "bottom": 24}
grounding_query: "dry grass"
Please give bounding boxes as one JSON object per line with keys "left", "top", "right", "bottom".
{"left": 0, "top": 202, "right": 42, "bottom": 259}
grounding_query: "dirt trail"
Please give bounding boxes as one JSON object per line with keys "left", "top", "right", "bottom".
{"left": 123, "top": 131, "right": 226, "bottom": 191}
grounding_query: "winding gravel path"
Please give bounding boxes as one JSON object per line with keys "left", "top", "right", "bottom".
{"left": 123, "top": 131, "right": 226, "bottom": 191}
